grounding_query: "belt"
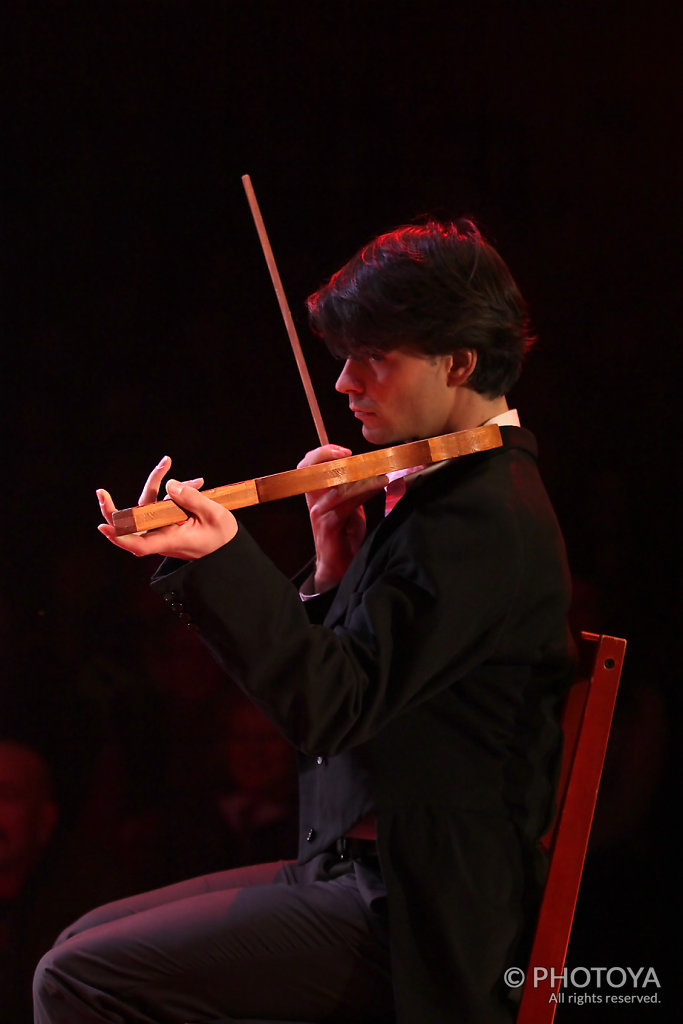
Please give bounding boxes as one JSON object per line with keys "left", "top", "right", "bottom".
{"left": 335, "top": 835, "right": 378, "bottom": 861}
{"left": 334, "top": 813, "right": 377, "bottom": 861}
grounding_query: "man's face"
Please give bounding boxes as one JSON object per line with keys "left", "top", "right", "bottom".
{"left": 335, "top": 347, "right": 457, "bottom": 445}
{"left": 0, "top": 742, "right": 57, "bottom": 884}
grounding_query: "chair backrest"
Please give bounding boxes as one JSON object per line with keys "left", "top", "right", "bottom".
{"left": 516, "top": 631, "right": 626, "bottom": 1023}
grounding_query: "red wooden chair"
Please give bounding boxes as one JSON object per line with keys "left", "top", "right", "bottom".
{"left": 516, "top": 631, "right": 627, "bottom": 1023}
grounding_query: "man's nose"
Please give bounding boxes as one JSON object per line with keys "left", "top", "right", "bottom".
{"left": 335, "top": 359, "right": 362, "bottom": 394}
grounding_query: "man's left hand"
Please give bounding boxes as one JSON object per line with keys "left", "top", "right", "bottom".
{"left": 96, "top": 456, "right": 238, "bottom": 560}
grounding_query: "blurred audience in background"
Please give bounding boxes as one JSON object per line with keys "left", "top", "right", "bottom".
{"left": 0, "top": 730, "right": 129, "bottom": 1024}
{"left": 0, "top": 645, "right": 133, "bottom": 1024}
{"left": 0, "top": 571, "right": 299, "bottom": 1021}
{"left": 0, "top": 737, "right": 58, "bottom": 1023}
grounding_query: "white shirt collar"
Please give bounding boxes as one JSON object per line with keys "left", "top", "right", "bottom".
{"left": 483, "top": 407, "right": 520, "bottom": 428}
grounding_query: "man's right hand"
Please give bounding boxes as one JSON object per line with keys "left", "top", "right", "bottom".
{"left": 297, "top": 445, "right": 388, "bottom": 592}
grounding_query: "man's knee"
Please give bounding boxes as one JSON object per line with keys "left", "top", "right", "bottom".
{"left": 34, "top": 938, "right": 121, "bottom": 1023}
{"left": 34, "top": 934, "right": 102, "bottom": 1001}
{"left": 33, "top": 944, "right": 67, "bottom": 1010}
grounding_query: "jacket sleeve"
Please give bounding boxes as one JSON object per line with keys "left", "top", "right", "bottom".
{"left": 150, "top": 484, "right": 523, "bottom": 758}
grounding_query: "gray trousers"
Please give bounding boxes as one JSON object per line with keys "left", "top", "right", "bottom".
{"left": 33, "top": 856, "right": 393, "bottom": 1024}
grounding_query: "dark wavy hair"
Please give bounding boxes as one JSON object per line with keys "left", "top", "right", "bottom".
{"left": 307, "top": 219, "right": 535, "bottom": 397}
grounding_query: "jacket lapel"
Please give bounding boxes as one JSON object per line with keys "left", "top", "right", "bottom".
{"left": 323, "top": 427, "right": 536, "bottom": 628}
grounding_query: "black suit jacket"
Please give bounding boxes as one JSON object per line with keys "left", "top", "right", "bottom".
{"left": 152, "top": 427, "right": 574, "bottom": 1023}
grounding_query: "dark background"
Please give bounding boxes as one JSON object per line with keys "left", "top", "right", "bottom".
{"left": 3, "top": 1, "right": 680, "bottom": 1017}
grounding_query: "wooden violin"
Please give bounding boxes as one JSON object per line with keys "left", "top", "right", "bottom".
{"left": 112, "top": 424, "right": 502, "bottom": 536}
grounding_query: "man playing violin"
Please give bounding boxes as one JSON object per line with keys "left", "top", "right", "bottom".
{"left": 35, "top": 220, "right": 573, "bottom": 1023}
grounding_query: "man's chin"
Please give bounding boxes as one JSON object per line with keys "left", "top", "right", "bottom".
{"left": 362, "top": 424, "right": 417, "bottom": 447}
{"left": 362, "top": 424, "right": 393, "bottom": 446}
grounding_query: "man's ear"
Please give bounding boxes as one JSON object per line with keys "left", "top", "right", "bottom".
{"left": 447, "top": 349, "right": 477, "bottom": 386}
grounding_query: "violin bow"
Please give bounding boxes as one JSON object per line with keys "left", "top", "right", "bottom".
{"left": 241, "top": 174, "right": 329, "bottom": 446}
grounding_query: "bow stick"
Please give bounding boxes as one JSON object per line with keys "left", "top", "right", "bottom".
{"left": 112, "top": 425, "right": 503, "bottom": 535}
{"left": 242, "top": 174, "right": 329, "bottom": 446}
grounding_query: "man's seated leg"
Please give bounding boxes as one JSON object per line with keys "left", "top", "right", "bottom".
{"left": 34, "top": 857, "right": 393, "bottom": 1024}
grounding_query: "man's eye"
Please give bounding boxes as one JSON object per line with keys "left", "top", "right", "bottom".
{"left": 367, "top": 351, "right": 385, "bottom": 362}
